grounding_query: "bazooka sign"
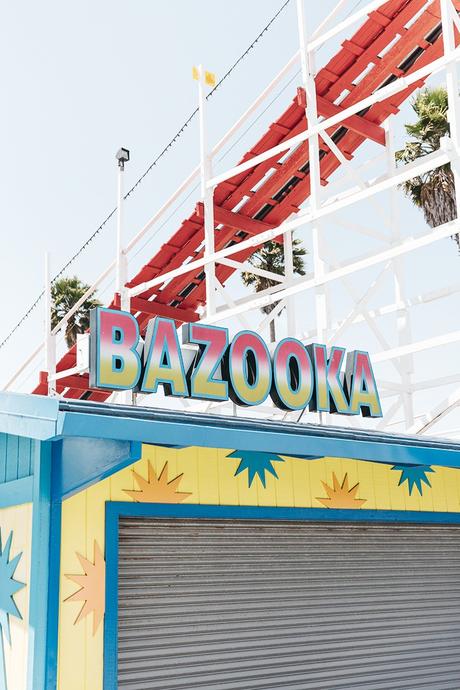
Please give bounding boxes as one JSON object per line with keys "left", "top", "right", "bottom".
{"left": 89, "top": 307, "right": 382, "bottom": 417}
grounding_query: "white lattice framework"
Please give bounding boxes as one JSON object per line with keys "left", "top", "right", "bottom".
{"left": 5, "top": 0, "right": 460, "bottom": 438}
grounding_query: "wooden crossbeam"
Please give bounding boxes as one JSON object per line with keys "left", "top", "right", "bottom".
{"left": 114, "top": 294, "right": 199, "bottom": 322}
{"left": 195, "top": 202, "right": 275, "bottom": 236}
{"left": 316, "top": 95, "right": 386, "bottom": 146}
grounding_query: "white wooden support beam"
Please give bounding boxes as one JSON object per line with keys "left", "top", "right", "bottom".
{"left": 384, "top": 117, "right": 414, "bottom": 428}
{"left": 409, "top": 386, "right": 460, "bottom": 435}
{"left": 284, "top": 229, "right": 296, "bottom": 336}
{"left": 206, "top": 47, "right": 460, "bottom": 189}
{"left": 372, "top": 329, "right": 460, "bottom": 363}
{"left": 217, "top": 257, "right": 285, "bottom": 283}
{"left": 197, "top": 65, "right": 217, "bottom": 318}
{"left": 203, "top": 218, "right": 460, "bottom": 324}
{"left": 129, "top": 147, "right": 453, "bottom": 300}
{"left": 214, "top": 279, "right": 251, "bottom": 330}
{"left": 302, "top": 280, "right": 460, "bottom": 343}
{"left": 327, "top": 262, "right": 390, "bottom": 347}
{"left": 44, "top": 252, "right": 56, "bottom": 397}
{"left": 377, "top": 397, "right": 403, "bottom": 430}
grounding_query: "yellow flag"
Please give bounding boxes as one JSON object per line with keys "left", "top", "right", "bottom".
{"left": 192, "top": 65, "right": 200, "bottom": 81}
{"left": 204, "top": 70, "right": 216, "bottom": 87}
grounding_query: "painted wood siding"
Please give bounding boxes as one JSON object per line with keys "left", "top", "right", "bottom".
{"left": 57, "top": 444, "right": 460, "bottom": 690}
{"left": 0, "top": 434, "right": 35, "bottom": 484}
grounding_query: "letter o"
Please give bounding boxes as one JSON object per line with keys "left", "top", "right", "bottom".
{"left": 226, "top": 331, "right": 272, "bottom": 406}
{"left": 271, "top": 338, "right": 313, "bottom": 410}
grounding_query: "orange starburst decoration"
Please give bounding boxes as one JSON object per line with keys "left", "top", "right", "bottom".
{"left": 317, "top": 473, "right": 366, "bottom": 509}
{"left": 124, "top": 461, "right": 192, "bottom": 503}
{"left": 65, "top": 540, "right": 105, "bottom": 635}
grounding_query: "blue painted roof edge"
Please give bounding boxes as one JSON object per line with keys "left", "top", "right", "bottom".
{"left": 0, "top": 392, "right": 59, "bottom": 440}
{"left": 2, "top": 393, "right": 460, "bottom": 470}
{"left": 56, "top": 399, "right": 460, "bottom": 469}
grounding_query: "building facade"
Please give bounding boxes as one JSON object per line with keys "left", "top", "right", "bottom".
{"left": 2, "top": 393, "right": 460, "bottom": 689}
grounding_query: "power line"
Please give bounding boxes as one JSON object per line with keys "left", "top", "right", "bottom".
{"left": 0, "top": 0, "right": 292, "bottom": 353}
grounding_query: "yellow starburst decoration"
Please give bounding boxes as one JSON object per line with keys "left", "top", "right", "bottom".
{"left": 65, "top": 541, "right": 105, "bottom": 635}
{"left": 317, "top": 473, "right": 366, "bottom": 509}
{"left": 124, "top": 461, "right": 192, "bottom": 503}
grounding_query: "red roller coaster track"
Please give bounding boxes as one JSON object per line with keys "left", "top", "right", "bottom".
{"left": 33, "top": 0, "right": 459, "bottom": 401}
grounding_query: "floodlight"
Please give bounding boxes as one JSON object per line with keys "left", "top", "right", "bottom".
{"left": 116, "top": 147, "right": 130, "bottom": 169}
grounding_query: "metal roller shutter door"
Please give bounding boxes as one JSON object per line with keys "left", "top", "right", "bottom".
{"left": 118, "top": 518, "right": 460, "bottom": 690}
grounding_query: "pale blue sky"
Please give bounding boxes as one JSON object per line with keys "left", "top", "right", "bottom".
{"left": 1, "top": 0, "right": 459, "bottom": 433}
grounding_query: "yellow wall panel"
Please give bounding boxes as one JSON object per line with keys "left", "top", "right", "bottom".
{"left": 58, "top": 490, "right": 87, "bottom": 690}
{"left": 429, "top": 469, "right": 447, "bottom": 512}
{"left": 177, "top": 446, "right": 199, "bottom": 501}
{"left": 292, "top": 456, "right": 311, "bottom": 507}
{"left": 371, "top": 462, "right": 392, "bottom": 510}
{"left": 0, "top": 503, "right": 32, "bottom": 690}
{"left": 274, "top": 457, "right": 295, "bottom": 507}
{"left": 216, "top": 448, "right": 239, "bottom": 506}
{"left": 56, "top": 442, "right": 460, "bottom": 690}
{"left": 109, "top": 459, "right": 134, "bottom": 502}
{"left": 440, "top": 470, "right": 457, "bottom": 512}
{"left": 197, "top": 446, "right": 220, "bottom": 504}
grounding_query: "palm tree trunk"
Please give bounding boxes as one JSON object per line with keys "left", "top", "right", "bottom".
{"left": 269, "top": 318, "right": 276, "bottom": 343}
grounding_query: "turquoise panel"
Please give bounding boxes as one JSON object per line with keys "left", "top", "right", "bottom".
{"left": 0, "top": 433, "right": 35, "bottom": 484}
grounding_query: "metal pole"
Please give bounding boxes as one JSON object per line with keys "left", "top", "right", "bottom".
{"left": 197, "top": 65, "right": 216, "bottom": 317}
{"left": 116, "top": 148, "right": 130, "bottom": 311}
{"left": 115, "top": 149, "right": 133, "bottom": 405}
{"left": 297, "top": 0, "right": 326, "bottom": 424}
{"left": 44, "top": 252, "right": 56, "bottom": 396}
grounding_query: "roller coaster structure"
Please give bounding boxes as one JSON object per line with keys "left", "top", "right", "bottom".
{"left": 5, "top": 0, "right": 460, "bottom": 437}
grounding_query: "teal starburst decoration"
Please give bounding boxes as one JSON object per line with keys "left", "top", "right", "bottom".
{"left": 0, "top": 530, "right": 25, "bottom": 646}
{"left": 392, "top": 465, "right": 434, "bottom": 496}
{"left": 227, "top": 450, "right": 285, "bottom": 487}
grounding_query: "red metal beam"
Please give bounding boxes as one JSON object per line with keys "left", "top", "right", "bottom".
{"left": 116, "top": 294, "right": 199, "bottom": 322}
{"left": 195, "top": 202, "right": 276, "bottom": 236}
{"left": 316, "top": 94, "right": 386, "bottom": 146}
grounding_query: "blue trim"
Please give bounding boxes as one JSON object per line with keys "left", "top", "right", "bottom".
{"left": 0, "top": 393, "right": 59, "bottom": 441}
{"left": 53, "top": 438, "right": 141, "bottom": 500}
{"left": 44, "top": 497, "right": 61, "bottom": 690}
{"left": 104, "top": 502, "right": 120, "bottom": 690}
{"left": 58, "top": 404, "right": 460, "bottom": 469}
{"left": 103, "top": 501, "right": 460, "bottom": 690}
{"left": 27, "top": 442, "right": 52, "bottom": 690}
{"left": 0, "top": 476, "right": 33, "bottom": 508}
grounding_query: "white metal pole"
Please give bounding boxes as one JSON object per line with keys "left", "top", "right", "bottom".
{"left": 198, "top": 65, "right": 217, "bottom": 317}
{"left": 44, "top": 252, "right": 56, "bottom": 397}
{"left": 297, "top": 0, "right": 326, "bottom": 423}
{"left": 115, "top": 149, "right": 133, "bottom": 405}
{"left": 116, "top": 149, "right": 130, "bottom": 311}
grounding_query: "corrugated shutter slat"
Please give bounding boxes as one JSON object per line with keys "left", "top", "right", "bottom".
{"left": 118, "top": 519, "right": 460, "bottom": 690}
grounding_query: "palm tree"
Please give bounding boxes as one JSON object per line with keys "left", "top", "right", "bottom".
{"left": 241, "top": 238, "right": 306, "bottom": 342}
{"left": 51, "top": 276, "right": 101, "bottom": 348}
{"left": 396, "top": 86, "right": 459, "bottom": 249}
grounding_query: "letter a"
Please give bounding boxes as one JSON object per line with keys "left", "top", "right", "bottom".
{"left": 141, "top": 317, "right": 188, "bottom": 397}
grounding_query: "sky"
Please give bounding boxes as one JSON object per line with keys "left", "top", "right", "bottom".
{"left": 1, "top": 0, "right": 460, "bottom": 435}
